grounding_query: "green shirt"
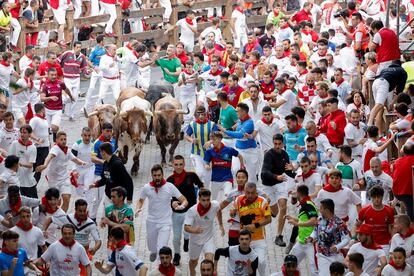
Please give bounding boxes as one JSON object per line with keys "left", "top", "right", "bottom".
{"left": 105, "top": 203, "right": 135, "bottom": 244}
{"left": 155, "top": 57, "right": 182, "bottom": 84}
{"left": 219, "top": 105, "right": 238, "bottom": 130}
{"left": 297, "top": 200, "right": 318, "bottom": 244}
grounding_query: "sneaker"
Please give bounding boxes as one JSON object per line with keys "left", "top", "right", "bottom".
{"left": 275, "top": 235, "right": 286, "bottom": 247}
{"left": 183, "top": 239, "right": 189, "bottom": 252}
{"left": 79, "top": 91, "right": 86, "bottom": 97}
{"left": 173, "top": 253, "right": 181, "bottom": 266}
{"left": 285, "top": 242, "right": 294, "bottom": 254}
{"left": 149, "top": 253, "right": 157, "bottom": 262}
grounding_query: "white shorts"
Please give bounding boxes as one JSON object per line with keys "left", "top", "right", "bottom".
{"left": 189, "top": 237, "right": 215, "bottom": 260}
{"left": 12, "top": 106, "right": 28, "bottom": 120}
{"left": 45, "top": 108, "right": 62, "bottom": 127}
{"left": 262, "top": 182, "right": 288, "bottom": 203}
{"left": 372, "top": 78, "right": 393, "bottom": 106}
{"left": 52, "top": 7, "right": 67, "bottom": 25}
{"left": 48, "top": 179, "right": 72, "bottom": 195}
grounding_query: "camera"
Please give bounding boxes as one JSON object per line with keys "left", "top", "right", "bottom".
{"left": 333, "top": 9, "right": 350, "bottom": 18}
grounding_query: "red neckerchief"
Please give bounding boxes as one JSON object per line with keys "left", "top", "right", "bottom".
{"left": 41, "top": 196, "right": 59, "bottom": 214}
{"left": 299, "top": 196, "right": 312, "bottom": 205}
{"left": 400, "top": 227, "right": 414, "bottom": 239}
{"left": 208, "top": 100, "right": 217, "bottom": 108}
{"left": 361, "top": 241, "right": 382, "bottom": 250}
{"left": 284, "top": 50, "right": 291, "bottom": 58}
{"left": 299, "top": 69, "right": 308, "bottom": 76}
{"left": 197, "top": 202, "right": 211, "bottom": 216}
{"left": 74, "top": 212, "right": 88, "bottom": 226}
{"left": 158, "top": 263, "right": 176, "bottom": 276}
{"left": 24, "top": 77, "right": 34, "bottom": 90}
{"left": 280, "top": 24, "right": 290, "bottom": 29}
{"left": 56, "top": 143, "right": 68, "bottom": 154}
{"left": 314, "top": 131, "right": 320, "bottom": 138}
{"left": 172, "top": 170, "right": 186, "bottom": 186}
{"left": 185, "top": 17, "right": 193, "bottom": 25}
{"left": 210, "top": 69, "right": 222, "bottom": 77}
{"left": 240, "top": 114, "right": 251, "bottom": 123}
{"left": 228, "top": 67, "right": 235, "bottom": 74}
{"left": 18, "top": 138, "right": 32, "bottom": 147}
{"left": 273, "top": 9, "right": 279, "bottom": 16}
{"left": 106, "top": 51, "right": 115, "bottom": 58}
{"left": 59, "top": 238, "right": 76, "bottom": 249}
{"left": 111, "top": 239, "right": 128, "bottom": 251}
{"left": 301, "top": 169, "right": 315, "bottom": 181}
{"left": 0, "top": 60, "right": 10, "bottom": 67}
{"left": 289, "top": 124, "right": 302, "bottom": 133}
{"left": 235, "top": 6, "right": 244, "bottom": 13}
{"left": 323, "top": 183, "right": 343, "bottom": 192}
{"left": 150, "top": 179, "right": 166, "bottom": 193}
{"left": 98, "top": 135, "right": 111, "bottom": 142}
{"left": 195, "top": 118, "right": 208, "bottom": 124}
{"left": 389, "top": 259, "right": 407, "bottom": 271}
{"left": 1, "top": 245, "right": 18, "bottom": 257}
{"left": 237, "top": 185, "right": 244, "bottom": 192}
{"left": 126, "top": 44, "right": 139, "bottom": 58}
{"left": 183, "top": 69, "right": 194, "bottom": 75}
{"left": 245, "top": 41, "right": 258, "bottom": 54}
{"left": 261, "top": 117, "right": 273, "bottom": 126}
{"left": 335, "top": 78, "right": 345, "bottom": 86}
{"left": 279, "top": 86, "right": 288, "bottom": 95}
{"left": 250, "top": 60, "right": 259, "bottom": 68}
{"left": 26, "top": 54, "right": 33, "bottom": 59}
{"left": 302, "top": 29, "right": 310, "bottom": 35}
{"left": 10, "top": 196, "right": 22, "bottom": 216}
{"left": 16, "top": 221, "right": 33, "bottom": 231}
{"left": 213, "top": 143, "right": 225, "bottom": 154}
{"left": 281, "top": 264, "right": 300, "bottom": 276}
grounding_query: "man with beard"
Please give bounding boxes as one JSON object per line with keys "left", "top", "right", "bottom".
{"left": 148, "top": 247, "right": 181, "bottom": 276}
{"left": 136, "top": 164, "right": 188, "bottom": 262}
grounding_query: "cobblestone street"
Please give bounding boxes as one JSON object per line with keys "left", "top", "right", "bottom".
{"left": 35, "top": 73, "right": 311, "bottom": 275}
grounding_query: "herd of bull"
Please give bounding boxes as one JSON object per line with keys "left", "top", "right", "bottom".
{"left": 85, "top": 83, "right": 190, "bottom": 176}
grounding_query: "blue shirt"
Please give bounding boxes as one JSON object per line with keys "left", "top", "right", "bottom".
{"left": 0, "top": 248, "right": 28, "bottom": 276}
{"left": 93, "top": 137, "right": 117, "bottom": 176}
{"left": 224, "top": 118, "right": 257, "bottom": 150}
{"left": 186, "top": 121, "right": 217, "bottom": 157}
{"left": 89, "top": 46, "right": 106, "bottom": 67}
{"left": 204, "top": 145, "right": 239, "bottom": 182}
{"left": 284, "top": 127, "right": 307, "bottom": 161}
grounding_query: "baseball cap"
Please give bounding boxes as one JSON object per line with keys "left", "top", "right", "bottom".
{"left": 356, "top": 223, "right": 373, "bottom": 235}
{"left": 206, "top": 91, "right": 218, "bottom": 101}
{"left": 284, "top": 255, "right": 298, "bottom": 264}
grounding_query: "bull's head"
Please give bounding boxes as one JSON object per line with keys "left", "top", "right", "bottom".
{"left": 88, "top": 107, "right": 117, "bottom": 128}
{"left": 154, "top": 107, "right": 188, "bottom": 140}
{"left": 120, "top": 108, "right": 152, "bottom": 143}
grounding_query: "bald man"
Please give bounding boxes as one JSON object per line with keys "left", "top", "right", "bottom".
{"left": 98, "top": 44, "right": 121, "bottom": 103}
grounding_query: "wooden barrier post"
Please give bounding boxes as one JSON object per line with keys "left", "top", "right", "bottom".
{"left": 17, "top": 18, "right": 26, "bottom": 56}
{"left": 169, "top": 0, "right": 179, "bottom": 45}
{"left": 114, "top": 4, "right": 123, "bottom": 47}
{"left": 65, "top": 8, "right": 74, "bottom": 44}
{"left": 223, "top": 0, "right": 233, "bottom": 42}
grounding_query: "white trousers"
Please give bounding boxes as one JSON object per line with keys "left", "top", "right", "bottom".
{"left": 85, "top": 70, "right": 102, "bottom": 111}
{"left": 90, "top": 0, "right": 100, "bottom": 16}
{"left": 316, "top": 253, "right": 344, "bottom": 276}
{"left": 190, "top": 154, "right": 210, "bottom": 188}
{"left": 63, "top": 77, "right": 81, "bottom": 118}
{"left": 73, "top": 0, "right": 82, "bottom": 18}
{"left": 100, "top": 2, "right": 117, "bottom": 33}
{"left": 10, "top": 18, "right": 21, "bottom": 46}
{"left": 207, "top": 7, "right": 222, "bottom": 17}
{"left": 250, "top": 239, "right": 268, "bottom": 276}
{"left": 146, "top": 221, "right": 171, "bottom": 254}
{"left": 88, "top": 175, "right": 105, "bottom": 219}
{"left": 98, "top": 78, "right": 120, "bottom": 104}
{"left": 291, "top": 242, "right": 318, "bottom": 276}
{"left": 75, "top": 167, "right": 95, "bottom": 201}
{"left": 159, "top": 0, "right": 172, "bottom": 21}
{"left": 210, "top": 181, "right": 233, "bottom": 201}
{"left": 232, "top": 147, "right": 259, "bottom": 183}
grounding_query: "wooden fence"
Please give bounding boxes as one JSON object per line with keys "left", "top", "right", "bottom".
{"left": 16, "top": 0, "right": 268, "bottom": 56}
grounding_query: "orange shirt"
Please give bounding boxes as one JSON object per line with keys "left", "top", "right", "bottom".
{"left": 234, "top": 195, "right": 271, "bottom": 241}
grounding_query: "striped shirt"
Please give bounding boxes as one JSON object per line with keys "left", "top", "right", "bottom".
{"left": 186, "top": 120, "right": 217, "bottom": 157}
{"left": 57, "top": 50, "right": 88, "bottom": 79}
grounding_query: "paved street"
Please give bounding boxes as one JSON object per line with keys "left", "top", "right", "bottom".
{"left": 35, "top": 69, "right": 311, "bottom": 275}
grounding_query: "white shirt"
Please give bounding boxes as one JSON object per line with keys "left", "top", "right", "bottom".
{"left": 304, "top": 133, "right": 333, "bottom": 153}
{"left": 345, "top": 272, "right": 370, "bottom": 276}
{"left": 11, "top": 225, "right": 45, "bottom": 259}
{"left": 231, "top": 9, "right": 247, "bottom": 33}
{"left": 275, "top": 89, "right": 297, "bottom": 119}
{"left": 184, "top": 200, "right": 220, "bottom": 245}
{"left": 9, "top": 140, "right": 37, "bottom": 187}
{"left": 0, "top": 168, "right": 19, "bottom": 196}
{"left": 178, "top": 70, "right": 198, "bottom": 96}
{"left": 364, "top": 171, "right": 393, "bottom": 205}
{"left": 346, "top": 104, "right": 370, "bottom": 120}
{"left": 139, "top": 182, "right": 182, "bottom": 224}
{"left": 390, "top": 232, "right": 414, "bottom": 267}
{"left": 348, "top": 242, "right": 386, "bottom": 276}
{"left": 295, "top": 172, "right": 322, "bottom": 195}
{"left": 47, "top": 145, "right": 75, "bottom": 184}
{"left": 19, "top": 55, "right": 32, "bottom": 72}
{"left": 29, "top": 116, "right": 50, "bottom": 148}
{"left": 14, "top": 78, "right": 35, "bottom": 109}
{"left": 0, "top": 127, "right": 20, "bottom": 150}
{"left": 316, "top": 187, "right": 361, "bottom": 219}
{"left": 0, "top": 63, "right": 15, "bottom": 91}
{"left": 200, "top": 26, "right": 223, "bottom": 44}
{"left": 345, "top": 122, "right": 366, "bottom": 158}
{"left": 33, "top": 207, "right": 65, "bottom": 244}
{"left": 71, "top": 140, "right": 94, "bottom": 171}
{"left": 255, "top": 119, "right": 283, "bottom": 151}
{"left": 176, "top": 18, "right": 197, "bottom": 45}
{"left": 41, "top": 240, "right": 90, "bottom": 276}
{"left": 107, "top": 245, "right": 145, "bottom": 275}
{"left": 117, "top": 47, "right": 138, "bottom": 83}
{"left": 99, "top": 54, "right": 120, "bottom": 78}
{"left": 226, "top": 245, "right": 259, "bottom": 276}
{"left": 242, "top": 98, "right": 268, "bottom": 126}
{"left": 381, "top": 263, "right": 413, "bottom": 276}
{"left": 335, "top": 159, "right": 363, "bottom": 189}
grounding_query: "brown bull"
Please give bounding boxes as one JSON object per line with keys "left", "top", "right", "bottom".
{"left": 115, "top": 87, "right": 145, "bottom": 108}
{"left": 153, "top": 96, "right": 189, "bottom": 166}
{"left": 86, "top": 104, "right": 117, "bottom": 139}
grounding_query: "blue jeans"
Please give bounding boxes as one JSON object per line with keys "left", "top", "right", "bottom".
{"left": 172, "top": 212, "right": 189, "bottom": 254}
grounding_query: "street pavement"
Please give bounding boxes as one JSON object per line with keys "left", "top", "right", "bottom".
{"left": 35, "top": 68, "right": 312, "bottom": 275}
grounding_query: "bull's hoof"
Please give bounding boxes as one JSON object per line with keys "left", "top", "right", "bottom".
{"left": 161, "top": 162, "right": 167, "bottom": 167}
{"left": 131, "top": 170, "right": 138, "bottom": 177}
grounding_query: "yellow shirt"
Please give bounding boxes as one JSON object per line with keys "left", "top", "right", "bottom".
{"left": 234, "top": 195, "right": 271, "bottom": 241}
{"left": 0, "top": 10, "right": 11, "bottom": 27}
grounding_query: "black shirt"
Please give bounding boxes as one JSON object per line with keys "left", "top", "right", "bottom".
{"left": 375, "top": 64, "right": 407, "bottom": 94}
{"left": 258, "top": 34, "right": 276, "bottom": 48}
{"left": 97, "top": 155, "right": 134, "bottom": 201}
{"left": 167, "top": 171, "right": 203, "bottom": 213}
{"left": 261, "top": 148, "right": 295, "bottom": 186}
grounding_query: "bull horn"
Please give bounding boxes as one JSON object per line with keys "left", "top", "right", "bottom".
{"left": 176, "top": 106, "right": 190, "bottom": 115}
{"left": 154, "top": 110, "right": 162, "bottom": 115}
{"left": 161, "top": 93, "right": 168, "bottom": 97}
{"left": 87, "top": 111, "right": 98, "bottom": 117}
{"left": 145, "top": 111, "right": 153, "bottom": 117}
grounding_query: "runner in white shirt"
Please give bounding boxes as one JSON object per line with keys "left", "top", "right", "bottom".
{"left": 0, "top": 52, "right": 19, "bottom": 98}
{"left": 9, "top": 125, "right": 37, "bottom": 198}
{"left": 98, "top": 44, "right": 121, "bottom": 104}
{"left": 270, "top": 78, "right": 298, "bottom": 120}
{"left": 253, "top": 106, "right": 283, "bottom": 152}
{"left": 178, "top": 60, "right": 199, "bottom": 132}
{"left": 136, "top": 45, "right": 156, "bottom": 91}
{"left": 0, "top": 112, "right": 20, "bottom": 154}
{"left": 95, "top": 226, "right": 148, "bottom": 276}
{"left": 136, "top": 164, "right": 188, "bottom": 262}
{"left": 36, "top": 131, "right": 87, "bottom": 212}
{"left": 184, "top": 188, "right": 224, "bottom": 276}
{"left": 116, "top": 41, "right": 139, "bottom": 90}
{"left": 37, "top": 223, "right": 91, "bottom": 276}
{"left": 344, "top": 252, "right": 371, "bottom": 276}
{"left": 71, "top": 127, "right": 95, "bottom": 200}
{"left": 231, "top": 2, "right": 248, "bottom": 51}
{"left": 390, "top": 215, "right": 414, "bottom": 268}
{"left": 166, "top": 11, "right": 197, "bottom": 52}
{"left": 345, "top": 110, "right": 367, "bottom": 163}
{"left": 13, "top": 68, "right": 36, "bottom": 127}
{"left": 295, "top": 157, "right": 322, "bottom": 198}
{"left": 0, "top": 156, "right": 20, "bottom": 198}
{"left": 382, "top": 247, "right": 414, "bottom": 276}
{"left": 364, "top": 157, "right": 393, "bottom": 205}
